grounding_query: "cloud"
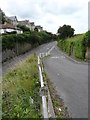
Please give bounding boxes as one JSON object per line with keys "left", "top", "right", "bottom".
{"left": 0, "top": 0, "right": 89, "bottom": 33}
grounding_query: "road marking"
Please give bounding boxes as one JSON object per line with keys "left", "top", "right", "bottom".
{"left": 51, "top": 56, "right": 59, "bottom": 59}
{"left": 51, "top": 56, "right": 65, "bottom": 59}
{"left": 48, "top": 46, "right": 55, "bottom": 54}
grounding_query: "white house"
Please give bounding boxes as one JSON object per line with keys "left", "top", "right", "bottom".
{"left": 0, "top": 24, "right": 23, "bottom": 34}
{"left": 30, "top": 22, "right": 35, "bottom": 31}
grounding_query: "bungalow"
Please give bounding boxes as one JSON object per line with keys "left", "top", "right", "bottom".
{"left": 0, "top": 24, "right": 23, "bottom": 34}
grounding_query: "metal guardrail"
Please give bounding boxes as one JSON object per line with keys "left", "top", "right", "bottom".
{"left": 38, "top": 56, "right": 49, "bottom": 119}
{"left": 38, "top": 46, "right": 55, "bottom": 119}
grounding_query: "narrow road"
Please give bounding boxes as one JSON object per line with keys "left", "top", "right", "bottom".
{"left": 43, "top": 44, "right": 88, "bottom": 118}
{"left": 2, "top": 41, "right": 88, "bottom": 118}
{"left": 2, "top": 41, "right": 56, "bottom": 75}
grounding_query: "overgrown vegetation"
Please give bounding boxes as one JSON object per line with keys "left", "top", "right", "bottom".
{"left": 17, "top": 24, "right": 30, "bottom": 32}
{"left": 2, "top": 31, "right": 55, "bottom": 51}
{"left": 83, "top": 31, "right": 90, "bottom": 47}
{"left": 57, "top": 33, "right": 87, "bottom": 60}
{"left": 2, "top": 55, "right": 41, "bottom": 119}
{"left": 0, "top": 9, "right": 6, "bottom": 24}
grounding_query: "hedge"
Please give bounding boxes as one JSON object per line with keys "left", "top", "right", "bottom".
{"left": 57, "top": 33, "right": 87, "bottom": 59}
{"left": 82, "top": 31, "right": 90, "bottom": 47}
{"left": 2, "top": 31, "right": 53, "bottom": 50}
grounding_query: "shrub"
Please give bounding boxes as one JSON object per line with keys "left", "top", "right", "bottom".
{"left": 82, "top": 31, "right": 90, "bottom": 47}
{"left": 2, "top": 31, "right": 54, "bottom": 51}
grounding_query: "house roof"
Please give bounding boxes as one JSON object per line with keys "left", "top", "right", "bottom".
{"left": 30, "top": 22, "right": 35, "bottom": 26}
{"left": 9, "top": 16, "right": 18, "bottom": 21}
{"left": 36, "top": 25, "right": 43, "bottom": 29}
{"left": 0, "top": 24, "right": 15, "bottom": 29}
{"left": 18, "top": 20, "right": 30, "bottom": 25}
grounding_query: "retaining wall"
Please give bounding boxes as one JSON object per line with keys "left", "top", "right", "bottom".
{"left": 2, "top": 43, "right": 31, "bottom": 62}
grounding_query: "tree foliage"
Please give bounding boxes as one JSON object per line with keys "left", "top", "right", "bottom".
{"left": 57, "top": 24, "right": 75, "bottom": 39}
{"left": 2, "top": 31, "right": 55, "bottom": 50}
{"left": 0, "top": 9, "right": 6, "bottom": 24}
{"left": 17, "top": 24, "right": 30, "bottom": 32}
{"left": 34, "top": 27, "right": 38, "bottom": 32}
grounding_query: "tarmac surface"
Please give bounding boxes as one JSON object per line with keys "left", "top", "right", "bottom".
{"left": 43, "top": 45, "right": 88, "bottom": 118}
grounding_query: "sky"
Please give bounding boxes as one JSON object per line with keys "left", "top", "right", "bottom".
{"left": 0, "top": 0, "right": 89, "bottom": 34}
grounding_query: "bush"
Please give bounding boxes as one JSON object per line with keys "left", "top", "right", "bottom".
{"left": 74, "top": 36, "right": 86, "bottom": 59}
{"left": 82, "top": 31, "right": 90, "bottom": 47}
{"left": 2, "top": 31, "right": 54, "bottom": 51}
{"left": 17, "top": 24, "right": 30, "bottom": 32}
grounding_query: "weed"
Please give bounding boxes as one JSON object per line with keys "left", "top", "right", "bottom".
{"left": 2, "top": 55, "right": 41, "bottom": 118}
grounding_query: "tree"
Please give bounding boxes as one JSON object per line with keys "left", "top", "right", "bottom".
{"left": 0, "top": 9, "right": 6, "bottom": 24}
{"left": 57, "top": 24, "right": 75, "bottom": 39}
{"left": 17, "top": 24, "right": 30, "bottom": 32}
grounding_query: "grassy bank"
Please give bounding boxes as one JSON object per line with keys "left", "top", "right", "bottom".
{"left": 2, "top": 54, "right": 41, "bottom": 119}
{"left": 57, "top": 34, "right": 86, "bottom": 60}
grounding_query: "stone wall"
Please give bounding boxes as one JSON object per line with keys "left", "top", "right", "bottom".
{"left": 86, "top": 47, "right": 90, "bottom": 60}
{"left": 2, "top": 43, "right": 31, "bottom": 62}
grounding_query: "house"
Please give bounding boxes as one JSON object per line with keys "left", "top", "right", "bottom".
{"left": 18, "top": 20, "right": 35, "bottom": 31}
{"left": 18, "top": 20, "right": 29, "bottom": 27}
{"left": 0, "top": 23, "right": 23, "bottom": 34}
{"left": 30, "top": 22, "right": 35, "bottom": 31}
{"left": 9, "top": 16, "right": 18, "bottom": 26}
{"left": 35, "top": 25, "right": 43, "bottom": 32}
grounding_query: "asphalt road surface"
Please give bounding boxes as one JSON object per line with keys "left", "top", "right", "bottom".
{"left": 43, "top": 44, "right": 88, "bottom": 118}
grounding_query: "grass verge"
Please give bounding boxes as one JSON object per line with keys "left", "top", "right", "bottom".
{"left": 2, "top": 54, "right": 41, "bottom": 119}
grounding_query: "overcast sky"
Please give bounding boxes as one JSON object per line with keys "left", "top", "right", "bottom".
{"left": 0, "top": 0, "right": 89, "bottom": 34}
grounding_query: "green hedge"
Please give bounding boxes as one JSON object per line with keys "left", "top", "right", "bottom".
{"left": 82, "top": 31, "right": 90, "bottom": 47}
{"left": 57, "top": 34, "right": 87, "bottom": 59}
{"left": 2, "top": 31, "right": 53, "bottom": 50}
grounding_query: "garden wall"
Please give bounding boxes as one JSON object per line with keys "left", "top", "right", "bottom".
{"left": 2, "top": 42, "right": 31, "bottom": 62}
